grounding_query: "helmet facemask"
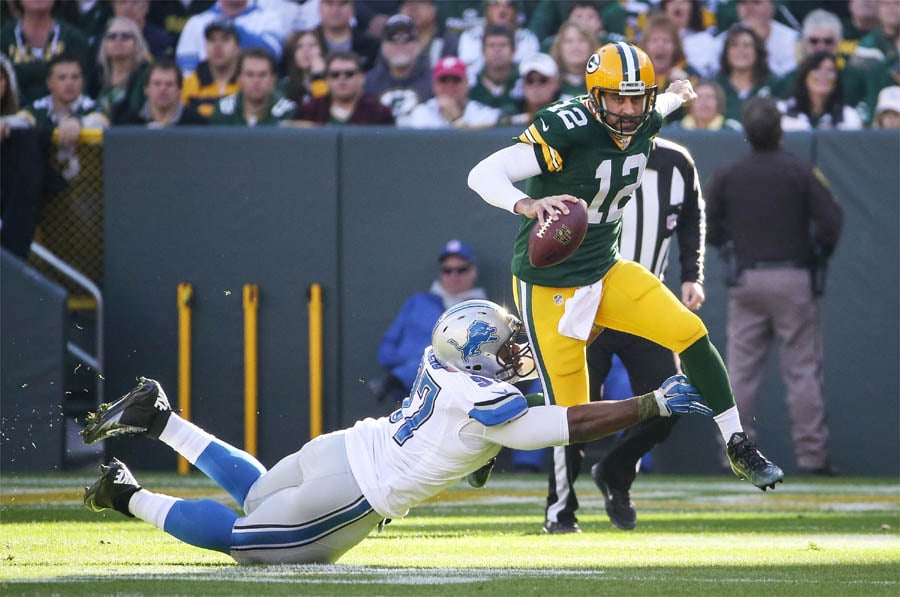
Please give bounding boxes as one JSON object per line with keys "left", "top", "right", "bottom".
{"left": 588, "top": 83, "right": 658, "bottom": 137}
{"left": 495, "top": 320, "right": 536, "bottom": 382}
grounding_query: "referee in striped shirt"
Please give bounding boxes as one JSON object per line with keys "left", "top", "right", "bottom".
{"left": 586, "top": 137, "right": 706, "bottom": 531}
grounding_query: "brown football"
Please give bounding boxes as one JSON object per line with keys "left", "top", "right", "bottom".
{"left": 527, "top": 200, "right": 589, "bottom": 268}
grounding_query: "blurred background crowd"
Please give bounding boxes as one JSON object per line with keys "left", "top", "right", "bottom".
{"left": 2, "top": 0, "right": 899, "bottom": 134}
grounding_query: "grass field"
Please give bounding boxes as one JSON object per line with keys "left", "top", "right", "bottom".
{"left": 1, "top": 471, "right": 898, "bottom": 596}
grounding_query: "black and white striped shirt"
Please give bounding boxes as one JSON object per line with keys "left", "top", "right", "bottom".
{"left": 619, "top": 137, "right": 705, "bottom": 284}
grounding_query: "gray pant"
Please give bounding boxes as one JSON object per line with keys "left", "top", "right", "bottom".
{"left": 726, "top": 268, "right": 829, "bottom": 469}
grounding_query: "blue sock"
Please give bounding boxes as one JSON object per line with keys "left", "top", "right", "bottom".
{"left": 194, "top": 440, "right": 266, "bottom": 507}
{"left": 163, "top": 499, "right": 238, "bottom": 553}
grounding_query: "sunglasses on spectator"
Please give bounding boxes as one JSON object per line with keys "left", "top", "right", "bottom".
{"left": 106, "top": 31, "right": 135, "bottom": 41}
{"left": 327, "top": 70, "right": 358, "bottom": 79}
{"left": 524, "top": 75, "right": 550, "bottom": 85}
{"left": 437, "top": 75, "right": 464, "bottom": 84}
{"left": 441, "top": 265, "right": 471, "bottom": 275}
{"left": 806, "top": 36, "right": 836, "bottom": 46}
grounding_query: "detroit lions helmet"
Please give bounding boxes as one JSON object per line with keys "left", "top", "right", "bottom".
{"left": 585, "top": 41, "right": 658, "bottom": 137}
{"left": 431, "top": 300, "right": 535, "bottom": 382}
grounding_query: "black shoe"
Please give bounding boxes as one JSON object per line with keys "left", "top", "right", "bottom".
{"left": 466, "top": 457, "right": 496, "bottom": 488}
{"left": 84, "top": 457, "right": 141, "bottom": 517}
{"left": 542, "top": 520, "right": 581, "bottom": 534}
{"left": 726, "top": 432, "right": 784, "bottom": 491}
{"left": 81, "top": 377, "right": 172, "bottom": 445}
{"left": 591, "top": 463, "right": 637, "bottom": 530}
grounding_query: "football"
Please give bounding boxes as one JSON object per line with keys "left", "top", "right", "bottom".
{"left": 528, "top": 200, "right": 589, "bottom": 268}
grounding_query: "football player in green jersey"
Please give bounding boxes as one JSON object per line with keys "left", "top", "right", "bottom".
{"left": 469, "top": 41, "right": 784, "bottom": 534}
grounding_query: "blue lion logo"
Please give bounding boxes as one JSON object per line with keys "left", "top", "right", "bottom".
{"left": 448, "top": 320, "right": 499, "bottom": 362}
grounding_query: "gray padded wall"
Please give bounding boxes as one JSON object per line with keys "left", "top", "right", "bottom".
{"left": 104, "top": 128, "right": 340, "bottom": 468}
{"left": 1, "top": 250, "right": 67, "bottom": 471}
{"left": 101, "top": 128, "right": 898, "bottom": 475}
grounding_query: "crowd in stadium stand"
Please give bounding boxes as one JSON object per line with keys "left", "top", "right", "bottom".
{"left": 1, "top": 0, "right": 899, "bottom": 135}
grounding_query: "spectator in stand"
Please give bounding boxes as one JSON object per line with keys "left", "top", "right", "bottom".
{"left": 365, "top": 14, "right": 433, "bottom": 122}
{"left": 843, "top": 0, "right": 880, "bottom": 43}
{"left": 872, "top": 85, "right": 900, "bottom": 129}
{"left": 529, "top": 0, "right": 630, "bottom": 45}
{"left": 665, "top": 79, "right": 742, "bottom": 131}
{"left": 778, "top": 51, "right": 863, "bottom": 132}
{"left": 176, "top": 0, "right": 287, "bottom": 74}
{"left": 398, "top": 56, "right": 501, "bottom": 129}
{"left": 499, "top": 52, "right": 560, "bottom": 126}
{"left": 294, "top": 51, "right": 394, "bottom": 126}
{"left": 354, "top": 0, "right": 398, "bottom": 40}
{"left": 0, "top": 55, "right": 21, "bottom": 137}
{"left": 457, "top": 0, "right": 539, "bottom": 78}
{"left": 852, "top": 0, "right": 900, "bottom": 99}
{"left": 95, "top": 17, "right": 151, "bottom": 125}
{"left": 661, "top": 0, "right": 718, "bottom": 79}
{"left": 314, "top": 0, "right": 380, "bottom": 72}
{"left": 182, "top": 20, "right": 241, "bottom": 119}
{"left": 210, "top": 47, "right": 296, "bottom": 126}
{"left": 375, "top": 239, "right": 487, "bottom": 402}
{"left": 118, "top": 60, "right": 207, "bottom": 127}
{"left": 549, "top": 20, "right": 593, "bottom": 99}
{"left": 148, "top": 0, "right": 215, "bottom": 44}
{"left": 773, "top": 10, "right": 869, "bottom": 122}
{"left": 399, "top": 0, "right": 456, "bottom": 68}
{"left": 714, "top": 0, "right": 799, "bottom": 79}
{"left": 468, "top": 25, "right": 521, "bottom": 113}
{"left": 714, "top": 24, "right": 776, "bottom": 122}
{"left": 112, "top": 0, "right": 175, "bottom": 60}
{"left": 1, "top": 0, "right": 92, "bottom": 105}
{"left": 278, "top": 29, "right": 328, "bottom": 106}
{"left": 640, "top": 14, "right": 696, "bottom": 93}
{"left": 539, "top": 1, "right": 625, "bottom": 54}
{"left": 72, "top": 0, "right": 112, "bottom": 58}
{"left": 14, "top": 52, "right": 107, "bottom": 143}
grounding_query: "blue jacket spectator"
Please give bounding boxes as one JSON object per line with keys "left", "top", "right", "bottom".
{"left": 376, "top": 240, "right": 487, "bottom": 398}
{"left": 175, "top": 0, "right": 287, "bottom": 73}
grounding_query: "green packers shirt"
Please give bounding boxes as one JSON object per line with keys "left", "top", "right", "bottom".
{"left": 511, "top": 94, "right": 663, "bottom": 287}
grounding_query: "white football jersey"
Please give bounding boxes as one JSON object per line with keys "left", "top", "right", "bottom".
{"left": 345, "top": 348, "right": 527, "bottom": 519}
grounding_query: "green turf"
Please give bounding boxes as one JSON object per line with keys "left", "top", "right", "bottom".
{"left": 1, "top": 473, "right": 898, "bottom": 596}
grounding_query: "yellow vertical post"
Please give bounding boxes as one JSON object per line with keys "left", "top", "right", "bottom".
{"left": 308, "top": 284, "right": 323, "bottom": 438}
{"left": 243, "top": 284, "right": 259, "bottom": 457}
{"left": 177, "top": 283, "right": 193, "bottom": 475}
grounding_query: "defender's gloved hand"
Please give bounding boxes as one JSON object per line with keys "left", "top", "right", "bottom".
{"left": 654, "top": 374, "right": 714, "bottom": 417}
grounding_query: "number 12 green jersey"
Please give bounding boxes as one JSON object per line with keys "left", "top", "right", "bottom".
{"left": 511, "top": 95, "right": 663, "bottom": 287}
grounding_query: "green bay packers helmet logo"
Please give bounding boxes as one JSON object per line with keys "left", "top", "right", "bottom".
{"left": 586, "top": 52, "right": 600, "bottom": 74}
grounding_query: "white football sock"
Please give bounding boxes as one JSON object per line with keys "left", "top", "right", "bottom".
{"left": 158, "top": 414, "right": 215, "bottom": 464}
{"left": 714, "top": 406, "right": 743, "bottom": 443}
{"left": 129, "top": 489, "right": 179, "bottom": 529}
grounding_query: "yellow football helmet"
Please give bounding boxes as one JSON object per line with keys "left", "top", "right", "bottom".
{"left": 585, "top": 41, "right": 658, "bottom": 137}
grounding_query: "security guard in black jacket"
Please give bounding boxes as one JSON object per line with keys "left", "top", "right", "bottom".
{"left": 706, "top": 96, "right": 843, "bottom": 476}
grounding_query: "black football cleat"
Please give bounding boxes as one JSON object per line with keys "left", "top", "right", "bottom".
{"left": 81, "top": 377, "right": 172, "bottom": 445}
{"left": 84, "top": 458, "right": 141, "bottom": 517}
{"left": 466, "top": 457, "right": 497, "bottom": 488}
{"left": 727, "top": 432, "right": 784, "bottom": 491}
{"left": 591, "top": 463, "right": 637, "bottom": 530}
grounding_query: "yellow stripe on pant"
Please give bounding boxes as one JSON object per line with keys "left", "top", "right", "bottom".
{"left": 514, "top": 260, "right": 707, "bottom": 408}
